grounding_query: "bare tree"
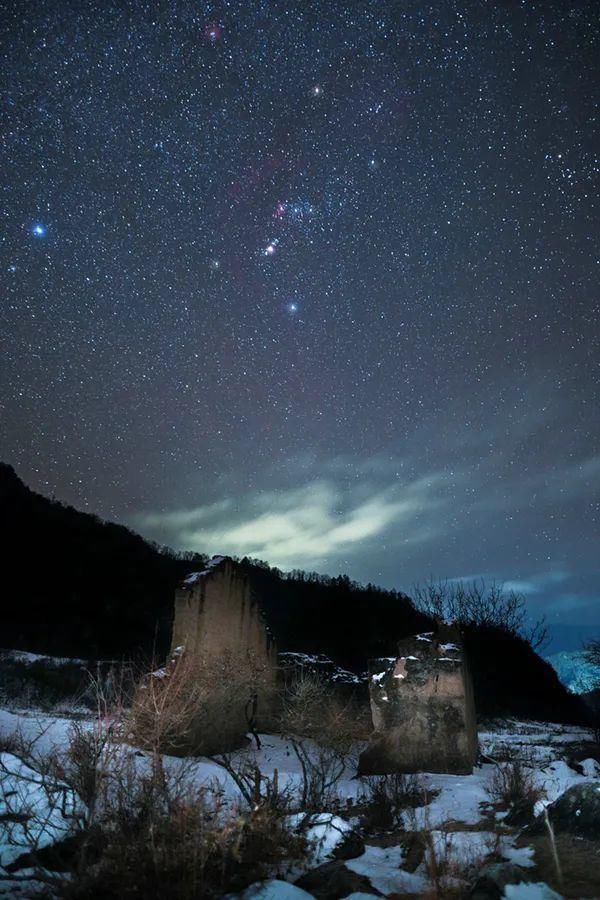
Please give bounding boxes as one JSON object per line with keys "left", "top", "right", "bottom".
{"left": 412, "top": 578, "right": 547, "bottom": 650}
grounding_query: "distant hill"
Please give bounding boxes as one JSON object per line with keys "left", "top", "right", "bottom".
{"left": 0, "top": 462, "right": 194, "bottom": 658}
{"left": 0, "top": 463, "right": 587, "bottom": 723}
{"left": 546, "top": 649, "right": 600, "bottom": 694}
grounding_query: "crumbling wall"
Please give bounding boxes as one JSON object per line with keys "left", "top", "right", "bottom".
{"left": 170, "top": 556, "right": 278, "bottom": 740}
{"left": 358, "top": 626, "right": 478, "bottom": 775}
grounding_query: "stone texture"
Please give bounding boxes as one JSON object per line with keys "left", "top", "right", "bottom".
{"left": 358, "top": 626, "right": 478, "bottom": 775}
{"left": 295, "top": 861, "right": 381, "bottom": 899}
{"left": 170, "top": 555, "right": 278, "bottom": 731}
{"left": 470, "top": 862, "right": 530, "bottom": 899}
{"left": 538, "top": 781, "right": 600, "bottom": 840}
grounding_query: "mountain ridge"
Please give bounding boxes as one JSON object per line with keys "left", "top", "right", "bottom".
{"left": 0, "top": 462, "right": 587, "bottom": 723}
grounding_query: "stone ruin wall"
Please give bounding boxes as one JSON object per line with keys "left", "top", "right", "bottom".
{"left": 171, "top": 557, "right": 274, "bottom": 663}
{"left": 359, "top": 626, "right": 478, "bottom": 775}
{"left": 170, "top": 556, "right": 278, "bottom": 734}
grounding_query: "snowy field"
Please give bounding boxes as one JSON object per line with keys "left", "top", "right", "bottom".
{"left": 1, "top": 698, "right": 599, "bottom": 899}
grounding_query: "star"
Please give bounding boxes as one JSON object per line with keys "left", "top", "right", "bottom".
{"left": 204, "top": 22, "right": 223, "bottom": 43}
{"left": 1, "top": 0, "right": 597, "bottom": 656}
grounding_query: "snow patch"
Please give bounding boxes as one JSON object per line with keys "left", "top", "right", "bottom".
{"left": 503, "top": 883, "right": 563, "bottom": 899}
{"left": 0, "top": 752, "right": 81, "bottom": 868}
{"left": 346, "top": 844, "right": 427, "bottom": 895}
{"left": 287, "top": 813, "right": 353, "bottom": 867}
{"left": 233, "top": 879, "right": 315, "bottom": 900}
{"left": 183, "top": 555, "right": 228, "bottom": 585}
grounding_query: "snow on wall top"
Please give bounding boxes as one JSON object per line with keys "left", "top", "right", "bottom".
{"left": 182, "top": 555, "right": 228, "bottom": 586}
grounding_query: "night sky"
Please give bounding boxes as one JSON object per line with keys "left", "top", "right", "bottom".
{"left": 2, "top": 1, "right": 598, "bottom": 638}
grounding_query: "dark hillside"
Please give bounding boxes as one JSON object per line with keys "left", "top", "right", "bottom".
{"left": 237, "top": 557, "right": 432, "bottom": 670}
{"left": 0, "top": 464, "right": 585, "bottom": 723}
{"left": 462, "top": 624, "right": 587, "bottom": 724}
{"left": 0, "top": 463, "right": 192, "bottom": 658}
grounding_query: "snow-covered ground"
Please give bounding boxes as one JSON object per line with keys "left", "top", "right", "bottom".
{"left": 1, "top": 703, "right": 598, "bottom": 898}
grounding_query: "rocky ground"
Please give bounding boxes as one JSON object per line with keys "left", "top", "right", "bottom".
{"left": 1, "top": 701, "right": 599, "bottom": 899}
{"left": 1, "top": 650, "right": 599, "bottom": 898}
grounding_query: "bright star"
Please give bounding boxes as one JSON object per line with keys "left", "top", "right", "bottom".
{"left": 204, "top": 22, "right": 223, "bottom": 43}
{"left": 312, "top": 85, "right": 323, "bottom": 97}
{"left": 288, "top": 302, "right": 298, "bottom": 313}
{"left": 263, "top": 239, "right": 278, "bottom": 256}
{"left": 31, "top": 223, "right": 47, "bottom": 237}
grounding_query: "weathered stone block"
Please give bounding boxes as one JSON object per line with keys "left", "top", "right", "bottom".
{"left": 358, "top": 626, "right": 478, "bottom": 775}
{"left": 170, "top": 556, "right": 278, "bottom": 739}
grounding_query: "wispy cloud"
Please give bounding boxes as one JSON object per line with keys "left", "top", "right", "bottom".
{"left": 135, "top": 472, "right": 447, "bottom": 569}
{"left": 132, "top": 420, "right": 600, "bottom": 628}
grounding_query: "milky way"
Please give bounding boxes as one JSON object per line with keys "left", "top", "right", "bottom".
{"left": 1, "top": 1, "right": 598, "bottom": 636}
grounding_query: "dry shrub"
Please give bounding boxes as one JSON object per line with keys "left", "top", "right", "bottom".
{"left": 420, "top": 829, "right": 483, "bottom": 899}
{"left": 280, "top": 670, "right": 369, "bottom": 753}
{"left": 2, "top": 714, "right": 306, "bottom": 899}
{"left": 487, "top": 758, "right": 545, "bottom": 825}
{"left": 358, "top": 772, "right": 426, "bottom": 831}
{"left": 278, "top": 671, "right": 370, "bottom": 812}
{"left": 128, "top": 649, "right": 274, "bottom": 756}
{"left": 64, "top": 769, "right": 303, "bottom": 900}
{"left": 215, "top": 756, "right": 293, "bottom": 813}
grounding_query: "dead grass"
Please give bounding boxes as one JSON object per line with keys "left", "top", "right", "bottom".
{"left": 279, "top": 669, "right": 370, "bottom": 752}
{"left": 487, "top": 758, "right": 545, "bottom": 825}
{"left": 1, "top": 713, "right": 308, "bottom": 900}
{"left": 420, "top": 828, "right": 488, "bottom": 899}
{"left": 517, "top": 832, "right": 600, "bottom": 899}
{"left": 129, "top": 649, "right": 274, "bottom": 756}
{"left": 357, "top": 773, "right": 430, "bottom": 832}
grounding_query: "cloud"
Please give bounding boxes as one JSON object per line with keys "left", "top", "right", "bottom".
{"left": 502, "top": 570, "right": 570, "bottom": 596}
{"left": 134, "top": 472, "right": 447, "bottom": 570}
{"left": 131, "top": 425, "right": 600, "bottom": 629}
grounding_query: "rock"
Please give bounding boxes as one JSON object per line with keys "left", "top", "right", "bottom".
{"left": 295, "top": 861, "right": 381, "bottom": 900}
{"left": 539, "top": 781, "right": 600, "bottom": 840}
{"left": 330, "top": 830, "right": 365, "bottom": 861}
{"left": 297, "top": 813, "right": 362, "bottom": 866}
{"left": 504, "top": 798, "right": 538, "bottom": 828}
{"left": 358, "top": 625, "right": 478, "bottom": 775}
{"left": 3, "top": 828, "right": 103, "bottom": 874}
{"left": 470, "top": 862, "right": 530, "bottom": 899}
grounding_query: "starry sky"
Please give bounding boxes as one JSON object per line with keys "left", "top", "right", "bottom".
{"left": 1, "top": 0, "right": 598, "bottom": 641}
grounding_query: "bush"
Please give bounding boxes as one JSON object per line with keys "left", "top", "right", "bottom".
{"left": 0, "top": 655, "right": 91, "bottom": 710}
{"left": 358, "top": 773, "right": 426, "bottom": 831}
{"left": 128, "top": 649, "right": 275, "bottom": 756}
{"left": 487, "top": 759, "right": 545, "bottom": 825}
{"left": 279, "top": 670, "right": 370, "bottom": 754}
{"left": 64, "top": 778, "right": 304, "bottom": 899}
{"left": 1, "top": 718, "right": 307, "bottom": 899}
{"left": 276, "top": 670, "right": 370, "bottom": 812}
